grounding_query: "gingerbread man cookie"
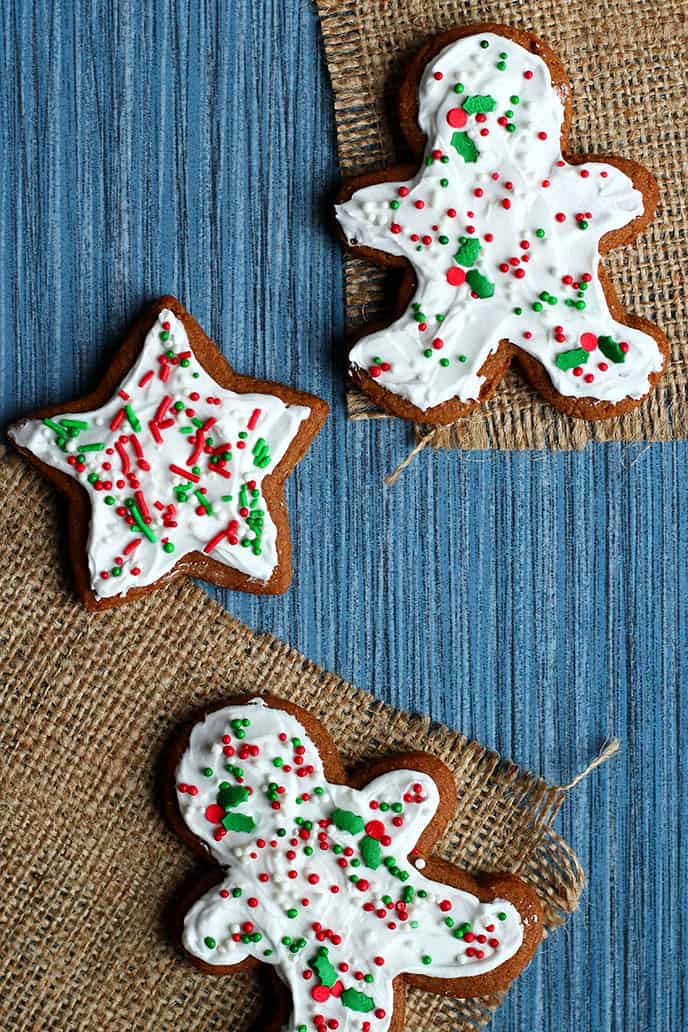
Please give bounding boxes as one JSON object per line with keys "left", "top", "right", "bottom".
{"left": 165, "top": 696, "right": 542, "bottom": 1032}
{"left": 9, "top": 297, "right": 328, "bottom": 608}
{"left": 336, "top": 24, "right": 668, "bottom": 424}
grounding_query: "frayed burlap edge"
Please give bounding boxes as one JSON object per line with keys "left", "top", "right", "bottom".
{"left": 318, "top": 0, "right": 688, "bottom": 451}
{"left": 0, "top": 453, "right": 599, "bottom": 1031}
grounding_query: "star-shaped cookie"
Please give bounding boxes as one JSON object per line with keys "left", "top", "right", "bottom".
{"left": 9, "top": 297, "right": 329, "bottom": 609}
{"left": 335, "top": 24, "right": 668, "bottom": 424}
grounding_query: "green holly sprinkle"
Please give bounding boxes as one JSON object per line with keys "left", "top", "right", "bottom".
{"left": 330, "top": 808, "right": 364, "bottom": 834}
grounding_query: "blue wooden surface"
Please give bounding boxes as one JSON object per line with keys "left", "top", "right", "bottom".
{"left": 1, "top": 2, "right": 686, "bottom": 1030}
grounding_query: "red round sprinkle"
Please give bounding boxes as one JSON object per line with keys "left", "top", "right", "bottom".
{"left": 414, "top": 199, "right": 425, "bottom": 210}
{"left": 446, "top": 267, "right": 466, "bottom": 287}
{"left": 598, "top": 362, "right": 609, "bottom": 371}
{"left": 524, "top": 70, "right": 533, "bottom": 79}
{"left": 365, "top": 819, "right": 385, "bottom": 839}
{"left": 538, "top": 131, "right": 548, "bottom": 140}
{"left": 555, "top": 212, "right": 566, "bottom": 222}
{"left": 433, "top": 70, "right": 443, "bottom": 80}
{"left": 501, "top": 198, "right": 511, "bottom": 210}
{"left": 446, "top": 107, "right": 468, "bottom": 129}
{"left": 573, "top": 366, "right": 583, "bottom": 377}
{"left": 205, "top": 804, "right": 225, "bottom": 825}
{"left": 390, "top": 223, "right": 401, "bottom": 234}
{"left": 580, "top": 333, "right": 598, "bottom": 352}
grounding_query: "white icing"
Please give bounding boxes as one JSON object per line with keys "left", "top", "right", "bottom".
{"left": 10, "top": 310, "right": 311, "bottom": 598}
{"left": 335, "top": 31, "right": 664, "bottom": 411}
{"left": 176, "top": 700, "right": 531, "bottom": 1032}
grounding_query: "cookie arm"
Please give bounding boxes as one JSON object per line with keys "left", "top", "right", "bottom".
{"left": 182, "top": 879, "right": 258, "bottom": 969}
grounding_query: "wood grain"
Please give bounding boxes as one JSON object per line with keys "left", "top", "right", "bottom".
{"left": 0, "top": 1, "right": 685, "bottom": 1031}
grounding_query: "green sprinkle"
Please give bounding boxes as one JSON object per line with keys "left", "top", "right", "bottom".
{"left": 204, "top": 937, "right": 216, "bottom": 949}
{"left": 221, "top": 811, "right": 256, "bottom": 833}
{"left": 451, "top": 131, "right": 479, "bottom": 163}
{"left": 286, "top": 908, "right": 298, "bottom": 919}
{"left": 536, "top": 228, "right": 545, "bottom": 238}
{"left": 514, "top": 307, "right": 523, "bottom": 315}
{"left": 497, "top": 61, "right": 506, "bottom": 70}
{"left": 331, "top": 808, "right": 364, "bottom": 835}
{"left": 194, "top": 489, "right": 212, "bottom": 514}
{"left": 463, "top": 95, "right": 497, "bottom": 115}
{"left": 598, "top": 335, "right": 627, "bottom": 364}
{"left": 498, "top": 912, "right": 507, "bottom": 921}
{"left": 480, "top": 39, "right": 489, "bottom": 48}
{"left": 422, "top": 955, "right": 432, "bottom": 965}
{"left": 124, "top": 404, "right": 141, "bottom": 432}
{"left": 163, "top": 541, "right": 175, "bottom": 553}
{"left": 202, "top": 767, "right": 213, "bottom": 777}
{"left": 360, "top": 835, "right": 383, "bottom": 870}
{"left": 458, "top": 354, "right": 467, "bottom": 363}
{"left": 454, "top": 82, "right": 464, "bottom": 93}
{"left": 510, "top": 95, "right": 520, "bottom": 104}
{"left": 438, "top": 235, "right": 449, "bottom": 245}
{"left": 555, "top": 347, "right": 589, "bottom": 372}
{"left": 341, "top": 988, "right": 375, "bottom": 1013}
{"left": 454, "top": 237, "right": 481, "bottom": 267}
{"left": 506, "top": 123, "right": 516, "bottom": 133}
{"left": 104, "top": 495, "right": 115, "bottom": 505}
{"left": 310, "top": 947, "right": 337, "bottom": 987}
{"left": 390, "top": 200, "right": 399, "bottom": 210}
{"left": 466, "top": 269, "right": 495, "bottom": 299}
{"left": 440, "top": 177, "right": 449, "bottom": 187}
{"left": 439, "top": 358, "right": 449, "bottom": 367}
{"left": 217, "top": 785, "right": 249, "bottom": 809}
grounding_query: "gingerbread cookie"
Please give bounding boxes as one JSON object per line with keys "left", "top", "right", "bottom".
{"left": 8, "top": 298, "right": 328, "bottom": 609}
{"left": 165, "top": 696, "right": 542, "bottom": 1032}
{"left": 335, "top": 24, "right": 668, "bottom": 424}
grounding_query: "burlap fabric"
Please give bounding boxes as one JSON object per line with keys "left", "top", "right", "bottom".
{"left": 0, "top": 453, "right": 584, "bottom": 1030}
{"left": 318, "top": 0, "right": 687, "bottom": 450}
